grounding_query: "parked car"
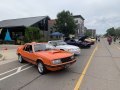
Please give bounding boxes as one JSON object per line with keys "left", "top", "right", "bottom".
{"left": 65, "top": 39, "right": 91, "bottom": 48}
{"left": 90, "top": 37, "right": 96, "bottom": 42}
{"left": 84, "top": 38, "right": 95, "bottom": 45}
{"left": 78, "top": 35, "right": 95, "bottom": 45}
{"left": 17, "top": 42, "right": 76, "bottom": 74}
{"left": 48, "top": 40, "right": 81, "bottom": 55}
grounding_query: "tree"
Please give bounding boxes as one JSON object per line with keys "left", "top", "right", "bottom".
{"left": 24, "top": 27, "right": 41, "bottom": 42}
{"left": 84, "top": 30, "right": 92, "bottom": 37}
{"left": 54, "top": 10, "right": 76, "bottom": 37}
{"left": 116, "top": 28, "right": 120, "bottom": 38}
{"left": 106, "top": 27, "right": 116, "bottom": 36}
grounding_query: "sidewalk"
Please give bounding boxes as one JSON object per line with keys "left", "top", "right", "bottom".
{"left": 0, "top": 49, "right": 17, "bottom": 60}
{"left": 0, "top": 45, "right": 18, "bottom": 62}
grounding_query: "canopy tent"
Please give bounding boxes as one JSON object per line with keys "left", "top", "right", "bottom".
{"left": 4, "top": 29, "right": 12, "bottom": 41}
{"left": 50, "top": 32, "right": 64, "bottom": 36}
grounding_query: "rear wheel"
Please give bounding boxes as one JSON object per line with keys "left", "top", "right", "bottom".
{"left": 37, "top": 61, "right": 47, "bottom": 75}
{"left": 18, "top": 54, "right": 24, "bottom": 63}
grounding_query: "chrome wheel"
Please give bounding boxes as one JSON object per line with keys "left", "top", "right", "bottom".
{"left": 38, "top": 62, "right": 44, "bottom": 73}
{"left": 37, "top": 61, "right": 47, "bottom": 74}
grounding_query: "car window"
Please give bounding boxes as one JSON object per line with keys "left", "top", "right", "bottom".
{"left": 57, "top": 41, "right": 67, "bottom": 45}
{"left": 46, "top": 44, "right": 55, "bottom": 49}
{"left": 24, "top": 45, "right": 33, "bottom": 52}
{"left": 70, "top": 39, "right": 76, "bottom": 42}
{"left": 49, "top": 42, "right": 57, "bottom": 46}
{"left": 34, "top": 44, "right": 47, "bottom": 52}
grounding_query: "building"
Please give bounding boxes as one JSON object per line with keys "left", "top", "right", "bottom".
{"left": 48, "top": 19, "right": 65, "bottom": 40}
{"left": 48, "top": 19, "right": 56, "bottom": 40}
{"left": 86, "top": 29, "right": 96, "bottom": 37}
{"left": 48, "top": 15, "right": 85, "bottom": 39}
{"left": 0, "top": 16, "right": 50, "bottom": 42}
{"left": 73, "top": 15, "right": 85, "bottom": 37}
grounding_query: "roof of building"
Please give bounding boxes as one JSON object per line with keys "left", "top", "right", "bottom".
{"left": 0, "top": 16, "right": 49, "bottom": 28}
{"left": 73, "top": 15, "right": 85, "bottom": 20}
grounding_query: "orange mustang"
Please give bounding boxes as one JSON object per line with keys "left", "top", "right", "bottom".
{"left": 17, "top": 42, "right": 76, "bottom": 74}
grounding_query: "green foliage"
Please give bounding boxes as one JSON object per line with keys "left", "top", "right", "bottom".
{"left": 116, "top": 28, "right": 120, "bottom": 37}
{"left": 84, "top": 30, "right": 92, "bottom": 37}
{"left": 106, "top": 27, "right": 116, "bottom": 36}
{"left": 106, "top": 27, "right": 120, "bottom": 37}
{"left": 54, "top": 10, "right": 76, "bottom": 37}
{"left": 24, "top": 27, "right": 41, "bottom": 42}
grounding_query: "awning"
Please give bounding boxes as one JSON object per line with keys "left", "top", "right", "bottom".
{"left": 50, "top": 32, "right": 64, "bottom": 36}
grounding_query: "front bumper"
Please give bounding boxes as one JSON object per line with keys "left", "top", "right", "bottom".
{"left": 71, "top": 50, "right": 81, "bottom": 55}
{"left": 45, "top": 59, "right": 76, "bottom": 71}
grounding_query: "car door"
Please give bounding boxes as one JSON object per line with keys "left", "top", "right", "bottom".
{"left": 22, "top": 45, "right": 36, "bottom": 64}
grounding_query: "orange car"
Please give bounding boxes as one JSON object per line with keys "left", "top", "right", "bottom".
{"left": 17, "top": 42, "right": 76, "bottom": 74}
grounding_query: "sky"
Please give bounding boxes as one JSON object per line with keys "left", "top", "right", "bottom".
{"left": 0, "top": 0, "right": 120, "bottom": 34}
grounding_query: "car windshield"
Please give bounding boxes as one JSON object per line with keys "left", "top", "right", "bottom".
{"left": 57, "top": 41, "right": 67, "bottom": 45}
{"left": 34, "top": 44, "right": 53, "bottom": 52}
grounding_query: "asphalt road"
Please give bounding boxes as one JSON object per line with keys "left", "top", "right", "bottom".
{"left": 0, "top": 38, "right": 120, "bottom": 90}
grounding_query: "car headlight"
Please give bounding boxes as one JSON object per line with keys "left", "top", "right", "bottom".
{"left": 71, "top": 56, "right": 74, "bottom": 59}
{"left": 52, "top": 59, "right": 61, "bottom": 64}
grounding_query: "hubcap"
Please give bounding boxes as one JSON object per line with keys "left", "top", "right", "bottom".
{"left": 38, "top": 63, "right": 43, "bottom": 73}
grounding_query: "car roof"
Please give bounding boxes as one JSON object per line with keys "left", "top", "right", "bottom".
{"left": 25, "top": 42, "right": 47, "bottom": 45}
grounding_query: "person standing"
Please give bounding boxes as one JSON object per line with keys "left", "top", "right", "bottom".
{"left": 113, "top": 36, "right": 116, "bottom": 44}
{"left": 96, "top": 36, "right": 98, "bottom": 42}
{"left": 98, "top": 37, "right": 100, "bottom": 42}
{"left": 107, "top": 36, "right": 112, "bottom": 45}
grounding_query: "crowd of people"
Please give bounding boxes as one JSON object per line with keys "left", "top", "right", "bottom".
{"left": 96, "top": 35, "right": 119, "bottom": 45}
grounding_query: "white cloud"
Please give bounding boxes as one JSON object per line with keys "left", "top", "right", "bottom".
{"left": 0, "top": 0, "right": 119, "bottom": 34}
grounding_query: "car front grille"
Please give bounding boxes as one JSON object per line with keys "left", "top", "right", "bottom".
{"left": 61, "top": 57, "right": 72, "bottom": 63}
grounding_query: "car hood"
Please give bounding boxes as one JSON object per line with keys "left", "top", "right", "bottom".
{"left": 79, "top": 36, "right": 88, "bottom": 41}
{"left": 56, "top": 45, "right": 79, "bottom": 49}
{"left": 35, "top": 50, "right": 72, "bottom": 60}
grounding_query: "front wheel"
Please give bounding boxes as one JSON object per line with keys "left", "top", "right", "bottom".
{"left": 37, "top": 61, "right": 47, "bottom": 75}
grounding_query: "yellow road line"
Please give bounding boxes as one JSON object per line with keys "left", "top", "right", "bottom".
{"left": 74, "top": 45, "right": 98, "bottom": 90}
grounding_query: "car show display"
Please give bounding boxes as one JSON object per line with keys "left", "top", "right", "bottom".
{"left": 48, "top": 40, "right": 81, "bottom": 55}
{"left": 17, "top": 42, "right": 76, "bottom": 74}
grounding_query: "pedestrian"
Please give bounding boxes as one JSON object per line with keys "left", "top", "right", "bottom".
{"left": 119, "top": 38, "right": 120, "bottom": 44}
{"left": 113, "top": 36, "right": 116, "bottom": 44}
{"left": 98, "top": 37, "right": 100, "bottom": 42}
{"left": 96, "top": 36, "right": 98, "bottom": 42}
{"left": 107, "top": 36, "right": 112, "bottom": 45}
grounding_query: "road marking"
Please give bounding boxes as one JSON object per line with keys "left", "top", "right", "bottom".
{"left": 16, "top": 67, "right": 22, "bottom": 73}
{"left": 74, "top": 45, "right": 98, "bottom": 90}
{"left": 0, "top": 65, "right": 33, "bottom": 81}
{"left": 114, "top": 45, "right": 120, "bottom": 50}
{"left": 0, "top": 64, "right": 28, "bottom": 76}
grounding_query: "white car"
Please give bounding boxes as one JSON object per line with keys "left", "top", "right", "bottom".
{"left": 48, "top": 40, "right": 81, "bottom": 55}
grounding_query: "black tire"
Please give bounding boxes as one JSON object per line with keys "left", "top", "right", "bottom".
{"left": 37, "top": 61, "right": 47, "bottom": 75}
{"left": 18, "top": 54, "right": 24, "bottom": 63}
